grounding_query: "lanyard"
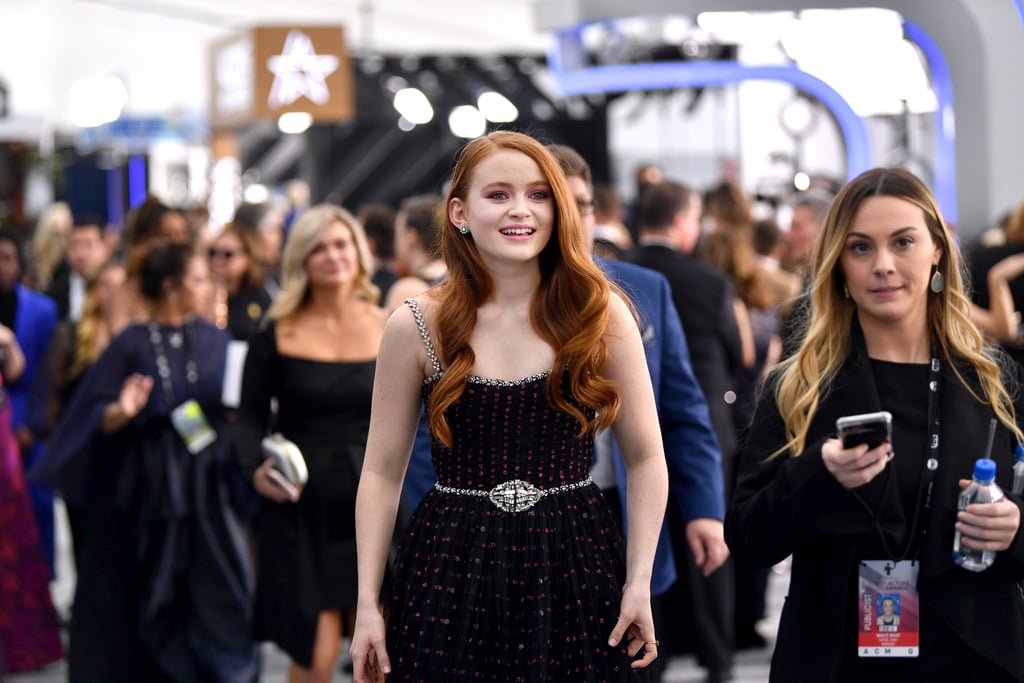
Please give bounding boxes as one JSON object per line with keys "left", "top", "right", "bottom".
{"left": 147, "top": 317, "right": 199, "bottom": 409}
{"left": 861, "top": 356, "right": 941, "bottom": 563}
{"left": 913, "top": 357, "right": 943, "bottom": 556}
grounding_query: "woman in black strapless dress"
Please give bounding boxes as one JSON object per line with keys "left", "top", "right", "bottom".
{"left": 233, "top": 204, "right": 385, "bottom": 682}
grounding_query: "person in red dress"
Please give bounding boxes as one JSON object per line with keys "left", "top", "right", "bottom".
{"left": 0, "top": 322, "right": 62, "bottom": 673}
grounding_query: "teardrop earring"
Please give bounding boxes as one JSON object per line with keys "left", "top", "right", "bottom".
{"left": 843, "top": 283, "right": 850, "bottom": 299}
{"left": 930, "top": 268, "right": 945, "bottom": 293}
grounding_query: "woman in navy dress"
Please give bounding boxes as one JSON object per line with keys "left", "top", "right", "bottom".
{"left": 68, "top": 241, "right": 257, "bottom": 682}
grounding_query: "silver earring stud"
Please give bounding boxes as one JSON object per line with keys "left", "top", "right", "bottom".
{"left": 458, "top": 224, "right": 469, "bottom": 235}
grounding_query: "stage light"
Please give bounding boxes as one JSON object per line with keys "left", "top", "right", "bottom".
{"left": 394, "top": 88, "right": 434, "bottom": 124}
{"left": 383, "top": 75, "right": 408, "bottom": 94}
{"left": 278, "top": 111, "right": 313, "bottom": 134}
{"left": 448, "top": 105, "right": 486, "bottom": 138}
{"left": 477, "top": 91, "right": 518, "bottom": 123}
{"left": 244, "top": 183, "right": 270, "bottom": 203}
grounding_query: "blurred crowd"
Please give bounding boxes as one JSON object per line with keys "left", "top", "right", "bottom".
{"left": 3, "top": 147, "right": 1024, "bottom": 682}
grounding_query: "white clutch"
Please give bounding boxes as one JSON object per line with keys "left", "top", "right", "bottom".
{"left": 261, "top": 433, "right": 309, "bottom": 487}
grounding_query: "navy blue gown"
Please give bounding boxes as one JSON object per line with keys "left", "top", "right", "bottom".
{"left": 65, "top": 319, "right": 258, "bottom": 683}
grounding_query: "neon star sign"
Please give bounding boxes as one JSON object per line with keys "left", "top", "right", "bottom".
{"left": 266, "top": 30, "right": 340, "bottom": 108}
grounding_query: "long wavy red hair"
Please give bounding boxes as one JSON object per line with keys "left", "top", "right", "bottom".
{"left": 427, "top": 131, "right": 619, "bottom": 447}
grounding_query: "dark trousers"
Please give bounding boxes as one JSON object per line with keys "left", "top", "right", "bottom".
{"left": 649, "top": 493, "right": 735, "bottom": 681}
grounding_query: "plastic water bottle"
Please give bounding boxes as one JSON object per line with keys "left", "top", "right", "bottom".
{"left": 953, "top": 458, "right": 1004, "bottom": 572}
{"left": 1012, "top": 444, "right": 1024, "bottom": 496}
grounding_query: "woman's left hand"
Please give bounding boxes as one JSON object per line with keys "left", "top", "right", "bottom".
{"left": 955, "top": 479, "right": 1022, "bottom": 552}
{"left": 608, "top": 582, "right": 658, "bottom": 669}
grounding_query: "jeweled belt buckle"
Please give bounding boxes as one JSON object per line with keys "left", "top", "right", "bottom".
{"left": 488, "top": 479, "right": 542, "bottom": 512}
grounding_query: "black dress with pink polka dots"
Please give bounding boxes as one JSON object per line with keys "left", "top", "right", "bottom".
{"left": 385, "top": 300, "right": 645, "bottom": 682}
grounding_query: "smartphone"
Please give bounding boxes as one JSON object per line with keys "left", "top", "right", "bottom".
{"left": 836, "top": 411, "right": 893, "bottom": 451}
{"left": 266, "top": 467, "right": 300, "bottom": 501}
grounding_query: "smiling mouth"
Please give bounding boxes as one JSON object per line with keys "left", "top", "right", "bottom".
{"left": 500, "top": 227, "right": 535, "bottom": 236}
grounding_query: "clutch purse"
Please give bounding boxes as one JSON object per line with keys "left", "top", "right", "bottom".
{"left": 261, "top": 433, "right": 309, "bottom": 487}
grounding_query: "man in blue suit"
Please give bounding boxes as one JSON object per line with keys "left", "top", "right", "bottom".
{"left": 0, "top": 230, "right": 59, "bottom": 575}
{"left": 545, "top": 145, "right": 727, "bottom": 558}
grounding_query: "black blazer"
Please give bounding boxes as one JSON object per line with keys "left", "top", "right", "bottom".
{"left": 45, "top": 268, "right": 72, "bottom": 322}
{"left": 725, "top": 335, "right": 1024, "bottom": 681}
{"left": 626, "top": 243, "right": 743, "bottom": 460}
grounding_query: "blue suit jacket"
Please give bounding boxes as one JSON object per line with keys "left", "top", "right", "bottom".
{"left": 601, "top": 258, "right": 724, "bottom": 595}
{"left": 10, "top": 284, "right": 58, "bottom": 437}
{"left": 400, "top": 261, "right": 724, "bottom": 595}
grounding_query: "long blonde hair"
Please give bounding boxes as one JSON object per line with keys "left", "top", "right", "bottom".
{"left": 264, "top": 204, "right": 379, "bottom": 323}
{"left": 774, "top": 167, "right": 1021, "bottom": 457}
{"left": 32, "top": 202, "right": 72, "bottom": 289}
{"left": 71, "top": 261, "right": 125, "bottom": 379}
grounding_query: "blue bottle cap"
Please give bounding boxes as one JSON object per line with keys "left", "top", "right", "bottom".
{"left": 974, "top": 458, "right": 997, "bottom": 481}
{"left": 1016, "top": 443, "right": 1024, "bottom": 462}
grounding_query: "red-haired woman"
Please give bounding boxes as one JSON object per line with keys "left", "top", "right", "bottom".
{"left": 350, "top": 131, "right": 668, "bottom": 681}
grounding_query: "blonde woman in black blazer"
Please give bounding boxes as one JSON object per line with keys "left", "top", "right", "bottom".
{"left": 726, "top": 168, "right": 1024, "bottom": 682}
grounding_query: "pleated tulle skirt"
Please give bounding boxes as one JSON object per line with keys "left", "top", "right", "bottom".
{"left": 386, "top": 484, "right": 647, "bottom": 682}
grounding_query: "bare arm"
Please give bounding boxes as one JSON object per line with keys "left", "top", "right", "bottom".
{"left": 0, "top": 323, "right": 26, "bottom": 384}
{"left": 100, "top": 373, "right": 154, "bottom": 434}
{"left": 973, "top": 253, "right": 1024, "bottom": 341}
{"left": 351, "top": 304, "right": 431, "bottom": 681}
{"left": 733, "top": 297, "right": 756, "bottom": 369}
{"left": 604, "top": 293, "right": 669, "bottom": 667}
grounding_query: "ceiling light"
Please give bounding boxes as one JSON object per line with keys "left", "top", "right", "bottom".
{"left": 448, "top": 105, "right": 486, "bottom": 139}
{"left": 244, "top": 183, "right": 270, "bottom": 203}
{"left": 278, "top": 111, "right": 313, "bottom": 134}
{"left": 477, "top": 92, "right": 518, "bottom": 123}
{"left": 394, "top": 88, "right": 434, "bottom": 124}
{"left": 69, "top": 75, "right": 128, "bottom": 128}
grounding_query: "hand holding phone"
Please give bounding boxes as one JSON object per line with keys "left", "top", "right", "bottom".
{"left": 266, "top": 468, "right": 300, "bottom": 501}
{"left": 836, "top": 411, "right": 894, "bottom": 456}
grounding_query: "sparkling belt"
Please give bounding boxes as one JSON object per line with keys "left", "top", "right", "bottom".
{"left": 434, "top": 477, "right": 594, "bottom": 513}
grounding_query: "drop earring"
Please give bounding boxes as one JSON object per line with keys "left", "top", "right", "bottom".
{"left": 930, "top": 267, "right": 945, "bottom": 293}
{"left": 843, "top": 283, "right": 850, "bottom": 299}
{"left": 457, "top": 224, "right": 469, "bottom": 235}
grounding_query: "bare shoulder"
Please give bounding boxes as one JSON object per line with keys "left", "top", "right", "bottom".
{"left": 384, "top": 276, "right": 433, "bottom": 312}
{"left": 383, "top": 298, "right": 421, "bottom": 338}
{"left": 606, "top": 291, "right": 641, "bottom": 337}
{"left": 381, "top": 295, "right": 438, "bottom": 378}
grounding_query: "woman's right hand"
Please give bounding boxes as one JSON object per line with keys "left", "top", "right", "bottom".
{"left": 821, "top": 437, "right": 891, "bottom": 489}
{"left": 118, "top": 373, "right": 154, "bottom": 420}
{"left": 252, "top": 458, "right": 301, "bottom": 503}
{"left": 350, "top": 605, "right": 390, "bottom": 682}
